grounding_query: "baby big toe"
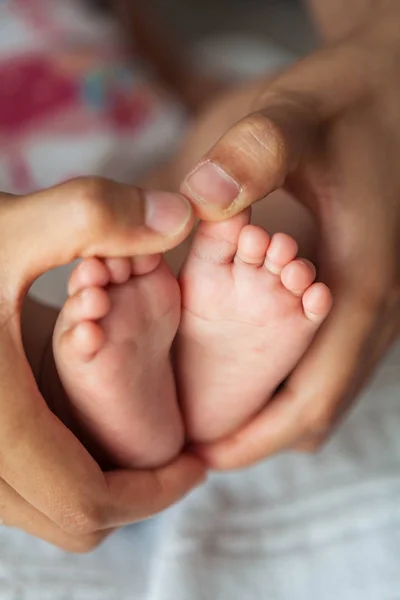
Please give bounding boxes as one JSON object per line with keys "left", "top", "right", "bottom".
{"left": 188, "top": 210, "right": 250, "bottom": 266}
{"left": 235, "top": 225, "right": 270, "bottom": 266}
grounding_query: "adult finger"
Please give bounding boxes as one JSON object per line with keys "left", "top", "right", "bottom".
{"left": 0, "top": 326, "right": 205, "bottom": 533}
{"left": 0, "top": 177, "right": 194, "bottom": 296}
{"left": 103, "top": 453, "right": 206, "bottom": 525}
{"left": 181, "top": 40, "right": 369, "bottom": 220}
{"left": 290, "top": 294, "right": 400, "bottom": 453}
{"left": 0, "top": 477, "right": 111, "bottom": 553}
{"left": 195, "top": 179, "right": 399, "bottom": 471}
{"left": 195, "top": 290, "right": 385, "bottom": 469}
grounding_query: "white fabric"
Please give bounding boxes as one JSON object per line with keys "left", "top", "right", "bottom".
{"left": 1, "top": 341, "right": 400, "bottom": 599}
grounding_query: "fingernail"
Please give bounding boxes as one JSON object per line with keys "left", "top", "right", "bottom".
{"left": 184, "top": 161, "right": 241, "bottom": 209}
{"left": 145, "top": 191, "right": 192, "bottom": 235}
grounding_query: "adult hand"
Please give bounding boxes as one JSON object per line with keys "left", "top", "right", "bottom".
{"left": 0, "top": 177, "right": 204, "bottom": 551}
{"left": 181, "top": 7, "right": 400, "bottom": 468}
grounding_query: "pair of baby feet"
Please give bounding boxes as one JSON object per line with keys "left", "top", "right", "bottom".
{"left": 53, "top": 210, "right": 332, "bottom": 468}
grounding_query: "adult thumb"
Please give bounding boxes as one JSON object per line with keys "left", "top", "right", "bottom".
{"left": 180, "top": 40, "right": 367, "bottom": 220}
{"left": 0, "top": 177, "right": 194, "bottom": 293}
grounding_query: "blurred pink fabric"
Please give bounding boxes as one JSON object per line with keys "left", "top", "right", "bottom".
{"left": 0, "top": 0, "right": 184, "bottom": 193}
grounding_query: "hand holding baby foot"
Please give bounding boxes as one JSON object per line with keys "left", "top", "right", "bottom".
{"left": 0, "top": 177, "right": 205, "bottom": 551}
{"left": 176, "top": 212, "right": 331, "bottom": 444}
{"left": 180, "top": 9, "right": 400, "bottom": 466}
{"left": 54, "top": 254, "right": 184, "bottom": 468}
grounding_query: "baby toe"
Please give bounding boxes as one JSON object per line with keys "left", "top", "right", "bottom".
{"left": 130, "top": 254, "right": 161, "bottom": 276}
{"left": 61, "top": 321, "right": 105, "bottom": 361}
{"left": 187, "top": 210, "right": 251, "bottom": 266}
{"left": 104, "top": 258, "right": 132, "bottom": 284}
{"left": 281, "top": 259, "right": 316, "bottom": 297}
{"left": 60, "top": 287, "right": 111, "bottom": 333}
{"left": 265, "top": 233, "right": 298, "bottom": 275}
{"left": 68, "top": 258, "right": 110, "bottom": 296}
{"left": 302, "top": 283, "right": 333, "bottom": 324}
{"left": 235, "top": 225, "right": 270, "bottom": 267}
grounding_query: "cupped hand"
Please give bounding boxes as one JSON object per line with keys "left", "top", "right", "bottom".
{"left": 181, "top": 10, "right": 400, "bottom": 468}
{"left": 0, "top": 177, "right": 204, "bottom": 551}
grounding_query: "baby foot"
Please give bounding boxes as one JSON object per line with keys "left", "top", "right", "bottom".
{"left": 176, "top": 211, "right": 332, "bottom": 444}
{"left": 54, "top": 255, "right": 184, "bottom": 468}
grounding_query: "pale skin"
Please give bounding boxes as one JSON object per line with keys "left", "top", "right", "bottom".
{"left": 175, "top": 213, "right": 332, "bottom": 444}
{"left": 0, "top": 0, "right": 399, "bottom": 550}
{"left": 53, "top": 254, "right": 185, "bottom": 468}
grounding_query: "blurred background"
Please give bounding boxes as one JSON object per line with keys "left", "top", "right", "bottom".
{"left": 149, "top": 0, "right": 315, "bottom": 53}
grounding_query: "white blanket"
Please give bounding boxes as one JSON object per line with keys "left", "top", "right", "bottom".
{"left": 1, "top": 341, "right": 399, "bottom": 599}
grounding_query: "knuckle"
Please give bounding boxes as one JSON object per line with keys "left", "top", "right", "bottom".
{"left": 64, "top": 177, "right": 113, "bottom": 236}
{"left": 55, "top": 531, "right": 108, "bottom": 554}
{"left": 233, "top": 113, "right": 288, "bottom": 179}
{"left": 57, "top": 498, "right": 105, "bottom": 537}
{"left": 298, "top": 404, "right": 334, "bottom": 442}
{"left": 68, "top": 531, "right": 109, "bottom": 554}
